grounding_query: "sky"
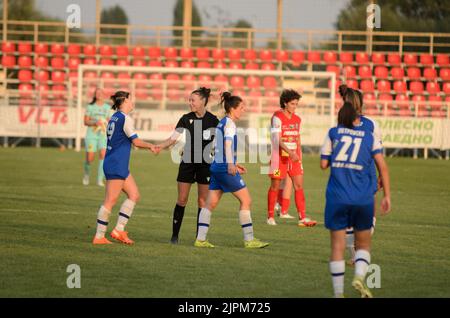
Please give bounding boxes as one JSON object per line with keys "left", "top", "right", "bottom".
{"left": 35, "top": 0, "right": 350, "bottom": 30}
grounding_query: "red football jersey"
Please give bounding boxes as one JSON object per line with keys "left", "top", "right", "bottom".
{"left": 271, "top": 110, "right": 302, "bottom": 158}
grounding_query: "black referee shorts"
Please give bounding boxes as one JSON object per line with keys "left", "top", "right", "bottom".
{"left": 176, "top": 162, "right": 211, "bottom": 184}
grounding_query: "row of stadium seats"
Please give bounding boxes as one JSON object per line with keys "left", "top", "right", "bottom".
{"left": 2, "top": 42, "right": 449, "bottom": 67}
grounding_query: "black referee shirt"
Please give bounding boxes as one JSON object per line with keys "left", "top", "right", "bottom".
{"left": 175, "top": 111, "right": 219, "bottom": 165}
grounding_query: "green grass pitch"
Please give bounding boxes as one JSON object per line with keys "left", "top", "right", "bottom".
{"left": 1, "top": 147, "right": 449, "bottom": 297}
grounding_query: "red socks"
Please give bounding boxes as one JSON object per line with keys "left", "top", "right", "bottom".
{"left": 295, "top": 189, "right": 306, "bottom": 219}
{"left": 267, "top": 189, "right": 278, "bottom": 218}
{"left": 277, "top": 189, "right": 283, "bottom": 205}
{"left": 281, "top": 198, "right": 290, "bottom": 214}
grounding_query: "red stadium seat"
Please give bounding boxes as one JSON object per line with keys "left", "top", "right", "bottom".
{"left": 148, "top": 47, "right": 161, "bottom": 59}
{"left": 426, "top": 82, "right": 440, "bottom": 94}
{"left": 132, "top": 59, "right": 146, "bottom": 67}
{"left": 83, "top": 58, "right": 96, "bottom": 65}
{"left": 355, "top": 52, "right": 369, "bottom": 64}
{"left": 229, "top": 62, "right": 243, "bottom": 70}
{"left": 2, "top": 42, "right": 15, "bottom": 53}
{"left": 420, "top": 54, "right": 434, "bottom": 65}
{"left": 428, "top": 95, "right": 443, "bottom": 109}
{"left": 35, "top": 43, "right": 49, "bottom": 55}
{"left": 410, "top": 81, "right": 424, "bottom": 94}
{"left": 116, "top": 46, "right": 129, "bottom": 57}
{"left": 99, "top": 45, "right": 113, "bottom": 56}
{"left": 232, "top": 90, "right": 246, "bottom": 99}
{"left": 412, "top": 95, "right": 427, "bottom": 116}
{"left": 423, "top": 68, "right": 437, "bottom": 80}
{"left": 261, "top": 63, "right": 275, "bottom": 71}
{"left": 100, "top": 58, "right": 114, "bottom": 66}
{"left": 1, "top": 55, "right": 15, "bottom": 67}
{"left": 364, "top": 104, "right": 380, "bottom": 116}
{"left": 379, "top": 94, "right": 393, "bottom": 112}
{"left": 182, "top": 74, "right": 196, "bottom": 90}
{"left": 167, "top": 89, "right": 181, "bottom": 101}
{"left": 34, "top": 70, "right": 49, "bottom": 82}
{"left": 248, "top": 89, "right": 262, "bottom": 111}
{"left": 196, "top": 48, "right": 210, "bottom": 60}
{"left": 390, "top": 67, "right": 404, "bottom": 79}
{"left": 326, "top": 65, "right": 340, "bottom": 77}
{"left": 116, "top": 59, "right": 130, "bottom": 66}
{"left": 245, "top": 62, "right": 259, "bottom": 70}
{"left": 323, "top": 51, "right": 337, "bottom": 64}
{"left": 403, "top": 53, "right": 417, "bottom": 65}
{"left": 343, "top": 65, "right": 356, "bottom": 78}
{"left": 83, "top": 71, "right": 97, "bottom": 79}
{"left": 34, "top": 56, "right": 48, "bottom": 68}
{"left": 213, "top": 61, "right": 226, "bottom": 69}
{"left": 149, "top": 73, "right": 163, "bottom": 88}
{"left": 50, "top": 43, "right": 64, "bottom": 55}
{"left": 407, "top": 67, "right": 421, "bottom": 79}
{"left": 18, "top": 55, "right": 32, "bottom": 68}
{"left": 18, "top": 42, "right": 32, "bottom": 54}
{"left": 244, "top": 49, "right": 257, "bottom": 61}
{"left": 259, "top": 49, "right": 273, "bottom": 62}
{"left": 439, "top": 68, "right": 450, "bottom": 81}
{"left": 52, "top": 84, "right": 66, "bottom": 98}
{"left": 228, "top": 49, "right": 241, "bottom": 61}
{"left": 230, "top": 76, "right": 245, "bottom": 88}
{"left": 436, "top": 54, "right": 449, "bottom": 66}
{"left": 133, "top": 46, "right": 146, "bottom": 57}
{"left": 67, "top": 44, "right": 81, "bottom": 55}
{"left": 148, "top": 60, "right": 162, "bottom": 67}
{"left": 198, "top": 75, "right": 212, "bottom": 86}
{"left": 307, "top": 51, "right": 321, "bottom": 63}
{"left": 395, "top": 94, "right": 409, "bottom": 107}
{"left": 37, "top": 84, "right": 49, "bottom": 98}
{"left": 51, "top": 71, "right": 65, "bottom": 83}
{"left": 166, "top": 73, "right": 180, "bottom": 90}
{"left": 264, "top": 90, "right": 279, "bottom": 112}
{"left": 18, "top": 83, "right": 33, "bottom": 96}
{"left": 117, "top": 72, "right": 131, "bottom": 80}
{"left": 443, "top": 82, "right": 450, "bottom": 94}
{"left": 197, "top": 61, "right": 211, "bottom": 68}
{"left": 263, "top": 76, "right": 277, "bottom": 89}
{"left": 374, "top": 66, "right": 388, "bottom": 78}
{"left": 165, "top": 60, "right": 179, "bottom": 68}
{"left": 377, "top": 80, "right": 391, "bottom": 92}
{"left": 181, "top": 60, "right": 194, "bottom": 68}
{"left": 83, "top": 44, "right": 96, "bottom": 56}
{"left": 276, "top": 50, "right": 289, "bottom": 62}
{"left": 371, "top": 53, "right": 385, "bottom": 64}
{"left": 246, "top": 76, "right": 261, "bottom": 89}
{"left": 180, "top": 47, "right": 194, "bottom": 59}
{"left": 346, "top": 79, "right": 359, "bottom": 89}
{"left": 339, "top": 52, "right": 353, "bottom": 64}
{"left": 68, "top": 57, "right": 80, "bottom": 70}
{"left": 214, "top": 75, "right": 228, "bottom": 84}
{"left": 360, "top": 80, "right": 374, "bottom": 92}
{"left": 358, "top": 65, "right": 372, "bottom": 78}
{"left": 51, "top": 57, "right": 65, "bottom": 69}
{"left": 212, "top": 48, "right": 225, "bottom": 60}
{"left": 387, "top": 53, "right": 401, "bottom": 65}
{"left": 393, "top": 81, "right": 407, "bottom": 93}
{"left": 291, "top": 51, "right": 305, "bottom": 65}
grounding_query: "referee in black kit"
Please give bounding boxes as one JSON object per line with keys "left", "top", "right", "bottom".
{"left": 156, "top": 87, "right": 219, "bottom": 244}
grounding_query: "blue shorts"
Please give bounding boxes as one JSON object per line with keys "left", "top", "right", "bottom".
{"left": 209, "top": 171, "right": 246, "bottom": 193}
{"left": 324, "top": 199, "right": 374, "bottom": 231}
{"left": 103, "top": 159, "right": 129, "bottom": 180}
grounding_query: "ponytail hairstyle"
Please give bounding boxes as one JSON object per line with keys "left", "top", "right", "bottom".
{"left": 339, "top": 84, "right": 363, "bottom": 115}
{"left": 280, "top": 89, "right": 301, "bottom": 108}
{"left": 89, "top": 88, "right": 100, "bottom": 105}
{"left": 220, "top": 91, "right": 242, "bottom": 114}
{"left": 338, "top": 102, "right": 358, "bottom": 129}
{"left": 110, "top": 91, "right": 130, "bottom": 111}
{"left": 191, "top": 87, "right": 211, "bottom": 106}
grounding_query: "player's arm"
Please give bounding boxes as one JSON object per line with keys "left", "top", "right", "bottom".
{"left": 224, "top": 121, "right": 238, "bottom": 176}
{"left": 374, "top": 153, "right": 391, "bottom": 215}
{"left": 320, "top": 131, "right": 332, "bottom": 170}
{"left": 270, "top": 116, "right": 299, "bottom": 162}
{"left": 124, "top": 116, "right": 157, "bottom": 153}
{"left": 84, "top": 115, "right": 101, "bottom": 127}
{"left": 157, "top": 117, "right": 185, "bottom": 151}
{"left": 132, "top": 137, "right": 157, "bottom": 152}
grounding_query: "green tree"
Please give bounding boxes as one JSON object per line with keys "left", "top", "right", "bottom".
{"left": 100, "top": 5, "right": 129, "bottom": 44}
{"left": 231, "top": 19, "right": 253, "bottom": 48}
{"left": 172, "top": 0, "right": 203, "bottom": 46}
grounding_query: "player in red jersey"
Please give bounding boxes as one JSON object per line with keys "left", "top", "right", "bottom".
{"left": 267, "top": 89, "right": 317, "bottom": 227}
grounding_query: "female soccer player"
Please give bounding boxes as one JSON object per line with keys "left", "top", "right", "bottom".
{"left": 321, "top": 102, "right": 391, "bottom": 298}
{"left": 83, "top": 88, "right": 111, "bottom": 186}
{"left": 267, "top": 89, "right": 317, "bottom": 227}
{"left": 339, "top": 85, "right": 382, "bottom": 264}
{"left": 92, "top": 91, "right": 157, "bottom": 245}
{"left": 156, "top": 87, "right": 219, "bottom": 244}
{"left": 194, "top": 92, "right": 269, "bottom": 249}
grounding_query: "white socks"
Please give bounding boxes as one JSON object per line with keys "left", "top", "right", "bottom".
{"left": 239, "top": 210, "right": 254, "bottom": 241}
{"left": 115, "top": 199, "right": 136, "bottom": 231}
{"left": 346, "top": 228, "right": 355, "bottom": 262}
{"left": 95, "top": 205, "right": 111, "bottom": 239}
{"left": 329, "top": 260, "right": 345, "bottom": 297}
{"left": 355, "top": 249, "right": 371, "bottom": 278}
{"left": 196, "top": 208, "right": 211, "bottom": 241}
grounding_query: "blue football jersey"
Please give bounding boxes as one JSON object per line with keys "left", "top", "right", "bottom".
{"left": 103, "top": 111, "right": 138, "bottom": 179}
{"left": 321, "top": 125, "right": 382, "bottom": 204}
{"left": 210, "top": 116, "right": 237, "bottom": 173}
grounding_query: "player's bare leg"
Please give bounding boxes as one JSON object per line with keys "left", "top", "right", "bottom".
{"left": 83, "top": 152, "right": 95, "bottom": 185}
{"left": 171, "top": 182, "right": 192, "bottom": 244}
{"left": 97, "top": 148, "right": 106, "bottom": 187}
{"left": 292, "top": 175, "right": 317, "bottom": 227}
{"left": 110, "top": 174, "right": 140, "bottom": 245}
{"left": 279, "top": 177, "right": 294, "bottom": 219}
{"left": 267, "top": 178, "right": 281, "bottom": 225}
{"left": 329, "top": 230, "right": 346, "bottom": 298}
{"left": 352, "top": 230, "right": 373, "bottom": 298}
{"left": 195, "top": 190, "right": 222, "bottom": 248}
{"left": 195, "top": 183, "right": 209, "bottom": 239}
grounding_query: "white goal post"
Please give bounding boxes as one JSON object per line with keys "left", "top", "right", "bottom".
{"left": 75, "top": 64, "right": 337, "bottom": 152}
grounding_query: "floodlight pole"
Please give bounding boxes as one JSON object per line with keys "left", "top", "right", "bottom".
{"left": 2, "top": 0, "right": 8, "bottom": 42}
{"left": 277, "top": 0, "right": 283, "bottom": 50}
{"left": 95, "top": 0, "right": 102, "bottom": 45}
{"left": 183, "top": 0, "right": 192, "bottom": 47}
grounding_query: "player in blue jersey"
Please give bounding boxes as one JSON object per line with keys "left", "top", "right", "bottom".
{"left": 321, "top": 102, "right": 391, "bottom": 298}
{"left": 339, "top": 85, "right": 383, "bottom": 265}
{"left": 92, "top": 91, "right": 158, "bottom": 245}
{"left": 194, "top": 92, "right": 269, "bottom": 249}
